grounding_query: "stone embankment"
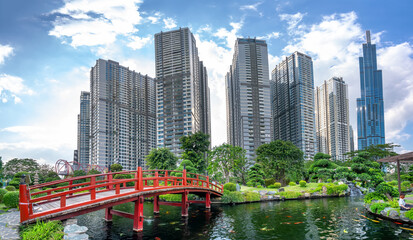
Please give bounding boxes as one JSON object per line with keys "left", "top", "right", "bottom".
{"left": 365, "top": 200, "right": 413, "bottom": 225}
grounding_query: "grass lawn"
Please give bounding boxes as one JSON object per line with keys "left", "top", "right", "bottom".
{"left": 241, "top": 183, "right": 322, "bottom": 193}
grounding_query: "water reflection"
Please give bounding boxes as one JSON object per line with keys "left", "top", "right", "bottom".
{"left": 76, "top": 197, "right": 413, "bottom": 239}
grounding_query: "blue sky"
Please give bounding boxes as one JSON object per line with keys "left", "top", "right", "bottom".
{"left": 1, "top": 0, "right": 413, "bottom": 165}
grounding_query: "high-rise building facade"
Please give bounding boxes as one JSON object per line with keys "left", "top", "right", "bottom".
{"left": 89, "top": 59, "right": 156, "bottom": 170}
{"left": 77, "top": 91, "right": 90, "bottom": 165}
{"left": 357, "top": 30, "right": 385, "bottom": 149}
{"left": 226, "top": 38, "right": 271, "bottom": 161}
{"left": 315, "top": 77, "right": 350, "bottom": 160}
{"left": 349, "top": 125, "right": 355, "bottom": 152}
{"left": 271, "top": 51, "right": 315, "bottom": 160}
{"left": 154, "top": 28, "right": 210, "bottom": 155}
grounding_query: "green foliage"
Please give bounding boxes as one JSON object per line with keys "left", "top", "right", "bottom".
{"left": 307, "top": 158, "right": 337, "bottom": 182}
{"left": 2, "top": 158, "right": 40, "bottom": 178}
{"left": 314, "top": 153, "right": 331, "bottom": 160}
{"left": 370, "top": 202, "right": 390, "bottom": 214}
{"left": 180, "top": 132, "right": 210, "bottom": 172}
{"left": 146, "top": 147, "right": 178, "bottom": 170}
{"left": 264, "top": 178, "right": 276, "bottom": 187}
{"left": 221, "top": 191, "right": 245, "bottom": 203}
{"left": 279, "top": 191, "right": 302, "bottom": 199}
{"left": 345, "top": 143, "right": 398, "bottom": 160}
{"left": 376, "top": 182, "right": 399, "bottom": 198}
{"left": 388, "top": 180, "right": 398, "bottom": 186}
{"left": 110, "top": 164, "right": 123, "bottom": 172}
{"left": 327, "top": 179, "right": 332, "bottom": 183}
{"left": 113, "top": 174, "right": 134, "bottom": 187}
{"left": 405, "top": 209, "right": 413, "bottom": 221}
{"left": 299, "top": 180, "right": 307, "bottom": 187}
{"left": 3, "top": 191, "right": 19, "bottom": 208}
{"left": 21, "top": 220, "right": 64, "bottom": 240}
{"left": 6, "top": 185, "right": 16, "bottom": 191}
{"left": 173, "top": 160, "right": 198, "bottom": 177}
{"left": 30, "top": 189, "right": 47, "bottom": 199}
{"left": 223, "top": 182, "right": 237, "bottom": 192}
{"left": 289, "top": 182, "right": 296, "bottom": 186}
{"left": 73, "top": 170, "right": 87, "bottom": 184}
{"left": 389, "top": 199, "right": 400, "bottom": 208}
{"left": 87, "top": 169, "right": 101, "bottom": 175}
{"left": 244, "top": 191, "right": 260, "bottom": 202}
{"left": 159, "top": 194, "right": 195, "bottom": 202}
{"left": 255, "top": 140, "right": 304, "bottom": 183}
{"left": 268, "top": 184, "right": 276, "bottom": 189}
{"left": 273, "top": 182, "right": 281, "bottom": 188}
{"left": 0, "top": 182, "right": 2, "bottom": 188}
{"left": 257, "top": 184, "right": 262, "bottom": 188}
{"left": 402, "top": 181, "right": 411, "bottom": 191}
{"left": 208, "top": 144, "right": 248, "bottom": 183}
{"left": 248, "top": 163, "right": 265, "bottom": 186}
{"left": 364, "top": 192, "right": 387, "bottom": 204}
{"left": 0, "top": 188, "right": 8, "bottom": 203}
{"left": 246, "top": 181, "right": 253, "bottom": 187}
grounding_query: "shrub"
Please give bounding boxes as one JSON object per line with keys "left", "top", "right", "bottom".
{"left": 273, "top": 182, "right": 281, "bottom": 189}
{"left": 389, "top": 199, "right": 399, "bottom": 208}
{"left": 327, "top": 179, "right": 332, "bottom": 183}
{"left": 159, "top": 194, "right": 196, "bottom": 202}
{"left": 279, "top": 191, "right": 302, "bottom": 199}
{"left": 299, "top": 180, "right": 307, "bottom": 187}
{"left": 289, "top": 182, "right": 296, "bottom": 186}
{"left": 317, "top": 183, "right": 325, "bottom": 187}
{"left": 370, "top": 202, "right": 390, "bottom": 214}
{"left": 405, "top": 209, "right": 413, "bottom": 221}
{"left": 337, "top": 184, "right": 348, "bottom": 192}
{"left": 6, "top": 186, "right": 16, "bottom": 191}
{"left": 30, "top": 189, "right": 47, "bottom": 199}
{"left": 376, "top": 182, "right": 399, "bottom": 198}
{"left": 264, "top": 179, "right": 276, "bottom": 187}
{"left": 364, "top": 192, "right": 387, "bottom": 204}
{"left": 257, "top": 185, "right": 262, "bottom": 188}
{"left": 21, "top": 220, "right": 64, "bottom": 240}
{"left": 114, "top": 174, "right": 134, "bottom": 187}
{"left": 244, "top": 191, "right": 260, "bottom": 202}
{"left": 0, "top": 188, "right": 8, "bottom": 203}
{"left": 8, "top": 180, "right": 20, "bottom": 189}
{"left": 388, "top": 180, "right": 398, "bottom": 186}
{"left": 221, "top": 191, "right": 245, "bottom": 203}
{"left": 223, "top": 182, "right": 237, "bottom": 192}
{"left": 110, "top": 163, "right": 123, "bottom": 172}
{"left": 246, "top": 181, "right": 254, "bottom": 187}
{"left": 3, "top": 191, "right": 19, "bottom": 208}
{"left": 268, "top": 184, "right": 276, "bottom": 189}
{"left": 402, "top": 181, "right": 411, "bottom": 191}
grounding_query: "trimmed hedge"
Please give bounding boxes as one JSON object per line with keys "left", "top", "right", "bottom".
{"left": 0, "top": 188, "right": 8, "bottom": 203}
{"left": 223, "top": 182, "right": 237, "bottom": 192}
{"left": 364, "top": 192, "right": 387, "bottom": 204}
{"left": 6, "top": 186, "right": 16, "bottom": 191}
{"left": 221, "top": 191, "right": 245, "bottom": 203}
{"left": 279, "top": 191, "right": 302, "bottom": 199}
{"left": 264, "top": 179, "right": 276, "bottom": 187}
{"left": 244, "top": 191, "right": 260, "bottom": 202}
{"left": 3, "top": 191, "right": 19, "bottom": 208}
{"left": 289, "top": 182, "right": 296, "bottom": 186}
{"left": 299, "top": 180, "right": 307, "bottom": 187}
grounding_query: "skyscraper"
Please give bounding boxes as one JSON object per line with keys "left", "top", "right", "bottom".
{"left": 357, "top": 30, "right": 385, "bottom": 150}
{"left": 89, "top": 59, "right": 156, "bottom": 170}
{"left": 154, "top": 28, "right": 210, "bottom": 155}
{"left": 315, "top": 77, "right": 350, "bottom": 160}
{"left": 226, "top": 38, "right": 271, "bottom": 162}
{"left": 349, "top": 125, "right": 355, "bottom": 152}
{"left": 77, "top": 91, "right": 90, "bottom": 165}
{"left": 271, "top": 51, "right": 315, "bottom": 160}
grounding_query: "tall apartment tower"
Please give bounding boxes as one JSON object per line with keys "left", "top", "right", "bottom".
{"left": 154, "top": 28, "right": 210, "bottom": 155}
{"left": 357, "top": 30, "right": 385, "bottom": 149}
{"left": 226, "top": 38, "right": 272, "bottom": 162}
{"left": 271, "top": 51, "right": 315, "bottom": 160}
{"left": 89, "top": 59, "right": 156, "bottom": 170}
{"left": 315, "top": 77, "right": 350, "bottom": 160}
{"left": 349, "top": 125, "right": 355, "bottom": 152}
{"left": 77, "top": 91, "right": 90, "bottom": 165}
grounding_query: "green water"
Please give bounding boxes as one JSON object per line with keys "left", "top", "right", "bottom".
{"left": 76, "top": 197, "right": 413, "bottom": 239}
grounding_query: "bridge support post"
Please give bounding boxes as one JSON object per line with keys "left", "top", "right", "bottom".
{"left": 133, "top": 196, "right": 144, "bottom": 232}
{"left": 105, "top": 207, "right": 113, "bottom": 221}
{"left": 154, "top": 195, "right": 159, "bottom": 214}
{"left": 19, "top": 175, "right": 30, "bottom": 223}
{"left": 206, "top": 192, "right": 211, "bottom": 209}
{"left": 181, "top": 190, "right": 188, "bottom": 217}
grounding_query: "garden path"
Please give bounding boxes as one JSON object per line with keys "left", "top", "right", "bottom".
{"left": 0, "top": 210, "right": 20, "bottom": 240}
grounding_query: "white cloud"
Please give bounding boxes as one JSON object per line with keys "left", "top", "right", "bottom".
{"left": 0, "top": 67, "right": 90, "bottom": 164}
{"left": 0, "top": 74, "right": 34, "bottom": 103}
{"left": 258, "top": 32, "right": 281, "bottom": 41}
{"left": 0, "top": 44, "right": 13, "bottom": 64}
{"left": 240, "top": 2, "right": 262, "bottom": 11}
{"left": 163, "top": 17, "right": 177, "bottom": 29}
{"left": 147, "top": 12, "right": 162, "bottom": 24}
{"left": 49, "top": 0, "right": 143, "bottom": 47}
{"left": 214, "top": 21, "right": 243, "bottom": 49}
{"left": 279, "top": 12, "right": 306, "bottom": 35}
{"left": 127, "top": 35, "right": 152, "bottom": 50}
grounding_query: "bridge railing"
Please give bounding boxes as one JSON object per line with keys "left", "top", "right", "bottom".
{"left": 19, "top": 168, "right": 223, "bottom": 222}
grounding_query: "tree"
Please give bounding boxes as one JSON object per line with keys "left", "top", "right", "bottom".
{"left": 110, "top": 164, "right": 123, "bottom": 172}
{"left": 180, "top": 132, "right": 210, "bottom": 172}
{"left": 255, "top": 140, "right": 304, "bottom": 184}
{"left": 37, "top": 164, "right": 59, "bottom": 184}
{"left": 146, "top": 148, "right": 178, "bottom": 170}
{"left": 87, "top": 169, "right": 101, "bottom": 175}
{"left": 2, "top": 158, "right": 40, "bottom": 178}
{"left": 247, "top": 163, "right": 265, "bottom": 187}
{"left": 314, "top": 152, "right": 331, "bottom": 161}
{"left": 172, "top": 160, "right": 198, "bottom": 177}
{"left": 345, "top": 143, "right": 399, "bottom": 160}
{"left": 208, "top": 144, "right": 247, "bottom": 183}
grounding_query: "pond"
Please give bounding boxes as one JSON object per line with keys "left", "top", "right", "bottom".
{"left": 76, "top": 196, "right": 413, "bottom": 239}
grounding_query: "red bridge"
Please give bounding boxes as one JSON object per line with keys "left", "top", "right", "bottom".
{"left": 19, "top": 167, "right": 223, "bottom": 232}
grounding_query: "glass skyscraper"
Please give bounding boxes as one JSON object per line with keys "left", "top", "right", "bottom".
{"left": 271, "top": 51, "right": 316, "bottom": 160}
{"left": 357, "top": 30, "right": 385, "bottom": 150}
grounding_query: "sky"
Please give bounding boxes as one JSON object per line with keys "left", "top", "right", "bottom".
{"left": 1, "top": 0, "right": 413, "bottom": 165}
